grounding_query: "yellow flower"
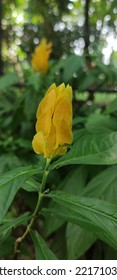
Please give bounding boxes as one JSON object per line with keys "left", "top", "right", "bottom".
{"left": 31, "top": 38, "right": 52, "bottom": 74}
{"left": 32, "top": 83, "right": 73, "bottom": 158}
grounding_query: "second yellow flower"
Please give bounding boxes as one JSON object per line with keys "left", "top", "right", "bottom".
{"left": 32, "top": 38, "right": 52, "bottom": 74}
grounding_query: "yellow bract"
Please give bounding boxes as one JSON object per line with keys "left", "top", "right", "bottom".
{"left": 32, "top": 83, "right": 73, "bottom": 158}
{"left": 31, "top": 38, "right": 52, "bottom": 74}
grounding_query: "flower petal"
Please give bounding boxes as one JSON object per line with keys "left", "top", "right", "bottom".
{"left": 32, "top": 131, "right": 47, "bottom": 157}
{"left": 36, "top": 110, "right": 52, "bottom": 136}
{"left": 36, "top": 89, "right": 56, "bottom": 118}
{"left": 56, "top": 119, "right": 73, "bottom": 147}
{"left": 53, "top": 98, "right": 72, "bottom": 126}
{"left": 55, "top": 146, "right": 67, "bottom": 156}
{"left": 46, "top": 123, "right": 57, "bottom": 157}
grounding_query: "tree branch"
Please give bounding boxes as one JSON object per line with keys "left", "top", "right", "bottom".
{"left": 84, "top": 0, "right": 91, "bottom": 54}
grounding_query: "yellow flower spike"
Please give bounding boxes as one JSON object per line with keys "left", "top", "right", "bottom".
{"left": 31, "top": 38, "right": 52, "bottom": 74}
{"left": 32, "top": 83, "right": 73, "bottom": 158}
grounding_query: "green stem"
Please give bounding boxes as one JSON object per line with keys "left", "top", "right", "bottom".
{"left": 13, "top": 158, "right": 51, "bottom": 259}
{"left": 40, "top": 158, "right": 50, "bottom": 192}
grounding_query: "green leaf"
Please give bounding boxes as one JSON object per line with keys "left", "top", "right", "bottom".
{"left": 44, "top": 166, "right": 88, "bottom": 237}
{"left": 64, "top": 167, "right": 95, "bottom": 259}
{"left": 66, "top": 223, "right": 96, "bottom": 259}
{"left": 51, "top": 131, "right": 117, "bottom": 169}
{"left": 103, "top": 244, "right": 117, "bottom": 260}
{"left": 63, "top": 55, "right": 83, "bottom": 82}
{"left": 0, "top": 154, "right": 21, "bottom": 173}
{"left": 0, "top": 236, "right": 14, "bottom": 258}
{"left": 73, "top": 116, "right": 86, "bottom": 127}
{"left": 31, "top": 230, "right": 58, "bottom": 260}
{"left": 86, "top": 114, "right": 117, "bottom": 133}
{"left": 61, "top": 166, "right": 88, "bottom": 194}
{"left": 26, "top": 72, "right": 41, "bottom": 91}
{"left": 44, "top": 205, "right": 64, "bottom": 237}
{"left": 104, "top": 97, "right": 117, "bottom": 115}
{"left": 43, "top": 190, "right": 117, "bottom": 250}
{"left": 78, "top": 73, "right": 96, "bottom": 91}
{"left": 0, "top": 73, "right": 20, "bottom": 91}
{"left": 83, "top": 165, "right": 117, "bottom": 203}
{"left": 73, "top": 128, "right": 85, "bottom": 143}
{"left": 0, "top": 166, "right": 40, "bottom": 224}
{"left": 22, "top": 178, "right": 40, "bottom": 192}
{"left": 0, "top": 212, "right": 31, "bottom": 245}
{"left": 49, "top": 225, "right": 66, "bottom": 260}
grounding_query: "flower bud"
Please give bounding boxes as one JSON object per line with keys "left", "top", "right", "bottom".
{"left": 32, "top": 38, "right": 52, "bottom": 74}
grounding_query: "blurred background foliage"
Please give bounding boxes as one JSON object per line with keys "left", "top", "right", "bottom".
{"left": 1, "top": 0, "right": 117, "bottom": 260}
{"left": 1, "top": 0, "right": 117, "bottom": 69}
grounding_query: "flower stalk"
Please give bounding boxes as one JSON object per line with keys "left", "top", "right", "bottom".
{"left": 13, "top": 158, "right": 51, "bottom": 259}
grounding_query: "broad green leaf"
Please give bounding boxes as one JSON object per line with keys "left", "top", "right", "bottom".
{"left": 0, "top": 166, "right": 40, "bottom": 224}
{"left": 43, "top": 190, "right": 117, "bottom": 250}
{"left": 64, "top": 167, "right": 96, "bottom": 259}
{"left": 86, "top": 114, "right": 117, "bottom": 133}
{"left": 51, "top": 131, "right": 117, "bottom": 169}
{"left": 44, "top": 204, "right": 64, "bottom": 237}
{"left": 73, "top": 128, "right": 86, "bottom": 143}
{"left": 83, "top": 165, "right": 117, "bottom": 202}
{"left": 50, "top": 225, "right": 66, "bottom": 260}
{"left": 66, "top": 223, "right": 96, "bottom": 259}
{"left": 0, "top": 73, "right": 20, "bottom": 91}
{"left": 60, "top": 166, "right": 88, "bottom": 194}
{"left": 44, "top": 166, "right": 88, "bottom": 237}
{"left": 0, "top": 212, "right": 31, "bottom": 245}
{"left": 31, "top": 230, "right": 58, "bottom": 260}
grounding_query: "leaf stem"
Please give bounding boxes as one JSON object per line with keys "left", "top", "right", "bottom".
{"left": 13, "top": 158, "right": 51, "bottom": 259}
